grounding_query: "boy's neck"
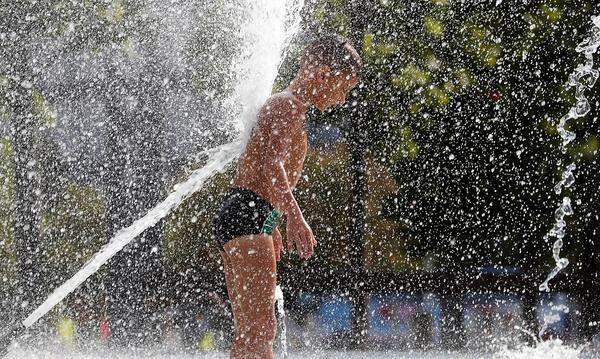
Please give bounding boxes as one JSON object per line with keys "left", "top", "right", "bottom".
{"left": 287, "top": 76, "right": 313, "bottom": 108}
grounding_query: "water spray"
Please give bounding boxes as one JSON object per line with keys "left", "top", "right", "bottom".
{"left": 539, "top": 15, "right": 600, "bottom": 292}
{"left": 275, "top": 285, "right": 288, "bottom": 358}
{"left": 0, "top": 0, "right": 303, "bottom": 355}
{"left": 0, "top": 141, "right": 241, "bottom": 356}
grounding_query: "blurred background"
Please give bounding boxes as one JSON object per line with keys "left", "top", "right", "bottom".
{"left": 1, "top": 0, "right": 600, "bottom": 354}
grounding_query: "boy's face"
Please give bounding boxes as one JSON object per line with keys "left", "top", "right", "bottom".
{"left": 313, "top": 68, "right": 359, "bottom": 112}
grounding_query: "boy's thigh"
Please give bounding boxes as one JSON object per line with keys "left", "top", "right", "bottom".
{"left": 223, "top": 235, "right": 277, "bottom": 316}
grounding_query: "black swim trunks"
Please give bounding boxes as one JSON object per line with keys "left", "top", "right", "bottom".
{"left": 213, "top": 187, "right": 280, "bottom": 247}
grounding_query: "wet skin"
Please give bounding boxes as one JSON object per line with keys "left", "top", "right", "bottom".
{"left": 221, "top": 61, "right": 359, "bottom": 359}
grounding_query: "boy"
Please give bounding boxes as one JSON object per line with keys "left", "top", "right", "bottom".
{"left": 213, "top": 35, "right": 362, "bottom": 359}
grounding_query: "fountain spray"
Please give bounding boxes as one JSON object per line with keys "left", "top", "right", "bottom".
{"left": 0, "top": 142, "right": 241, "bottom": 356}
{"left": 539, "top": 15, "right": 600, "bottom": 292}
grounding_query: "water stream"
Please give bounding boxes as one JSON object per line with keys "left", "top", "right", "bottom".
{"left": 275, "top": 284, "right": 288, "bottom": 358}
{"left": 539, "top": 15, "right": 600, "bottom": 292}
{"left": 24, "top": 141, "right": 242, "bottom": 328}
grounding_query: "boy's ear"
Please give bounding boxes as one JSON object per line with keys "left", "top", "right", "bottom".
{"left": 315, "top": 65, "right": 331, "bottom": 86}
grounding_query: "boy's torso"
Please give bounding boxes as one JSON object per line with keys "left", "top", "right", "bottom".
{"left": 233, "top": 92, "right": 307, "bottom": 207}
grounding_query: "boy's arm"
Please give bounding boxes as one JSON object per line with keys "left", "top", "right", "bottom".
{"left": 263, "top": 103, "right": 315, "bottom": 259}
{"left": 266, "top": 135, "right": 301, "bottom": 218}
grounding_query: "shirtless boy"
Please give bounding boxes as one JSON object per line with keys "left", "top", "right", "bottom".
{"left": 213, "top": 35, "right": 362, "bottom": 359}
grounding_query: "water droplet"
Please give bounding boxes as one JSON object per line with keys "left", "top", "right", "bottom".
{"left": 562, "top": 197, "right": 573, "bottom": 216}
{"left": 561, "top": 130, "right": 576, "bottom": 147}
{"left": 557, "top": 258, "right": 569, "bottom": 269}
{"left": 575, "top": 98, "right": 590, "bottom": 117}
{"left": 554, "top": 207, "right": 565, "bottom": 221}
{"left": 554, "top": 227, "right": 565, "bottom": 239}
{"left": 580, "top": 69, "right": 599, "bottom": 88}
{"left": 554, "top": 182, "right": 563, "bottom": 195}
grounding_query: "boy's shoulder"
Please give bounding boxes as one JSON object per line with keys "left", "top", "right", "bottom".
{"left": 262, "top": 91, "right": 304, "bottom": 114}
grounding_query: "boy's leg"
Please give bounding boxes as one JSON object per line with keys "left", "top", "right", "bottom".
{"left": 220, "top": 251, "right": 241, "bottom": 348}
{"left": 222, "top": 234, "right": 277, "bottom": 359}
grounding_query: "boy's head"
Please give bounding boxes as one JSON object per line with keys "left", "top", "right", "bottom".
{"left": 298, "top": 35, "right": 362, "bottom": 111}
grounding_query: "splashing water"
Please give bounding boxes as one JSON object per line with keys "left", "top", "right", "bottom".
{"left": 495, "top": 339, "right": 584, "bottom": 359}
{"left": 539, "top": 15, "right": 600, "bottom": 293}
{"left": 23, "top": 142, "right": 240, "bottom": 328}
{"left": 275, "top": 285, "right": 288, "bottom": 358}
{"left": 231, "top": 0, "right": 304, "bottom": 143}
{"left": 18, "top": 0, "right": 304, "bottom": 333}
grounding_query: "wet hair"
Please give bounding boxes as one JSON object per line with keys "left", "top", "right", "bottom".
{"left": 299, "top": 35, "right": 362, "bottom": 74}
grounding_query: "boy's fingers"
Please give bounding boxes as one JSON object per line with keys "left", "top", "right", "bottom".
{"left": 290, "top": 231, "right": 298, "bottom": 254}
{"left": 273, "top": 235, "right": 281, "bottom": 262}
{"left": 298, "top": 233, "right": 308, "bottom": 259}
{"left": 295, "top": 234, "right": 304, "bottom": 258}
{"left": 296, "top": 235, "right": 303, "bottom": 257}
{"left": 302, "top": 233, "right": 313, "bottom": 259}
{"left": 286, "top": 229, "right": 294, "bottom": 252}
{"left": 310, "top": 231, "right": 317, "bottom": 246}
{"left": 288, "top": 234, "right": 295, "bottom": 253}
{"left": 274, "top": 229, "right": 283, "bottom": 253}
{"left": 302, "top": 236, "right": 310, "bottom": 258}
{"left": 306, "top": 230, "right": 315, "bottom": 256}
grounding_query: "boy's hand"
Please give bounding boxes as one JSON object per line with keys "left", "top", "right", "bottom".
{"left": 272, "top": 228, "right": 283, "bottom": 262}
{"left": 286, "top": 210, "right": 316, "bottom": 260}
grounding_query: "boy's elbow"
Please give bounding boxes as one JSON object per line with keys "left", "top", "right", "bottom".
{"left": 266, "top": 157, "right": 285, "bottom": 172}
{"left": 266, "top": 161, "right": 287, "bottom": 186}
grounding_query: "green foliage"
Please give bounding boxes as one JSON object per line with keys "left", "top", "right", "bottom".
{"left": 41, "top": 184, "right": 107, "bottom": 286}
{"left": 308, "top": 0, "right": 600, "bottom": 270}
{"left": 186, "top": 1, "right": 246, "bottom": 103}
{"left": 32, "top": 90, "right": 57, "bottom": 127}
{"left": 0, "top": 139, "right": 17, "bottom": 294}
{"left": 164, "top": 167, "right": 234, "bottom": 272}
{"left": 577, "top": 136, "right": 599, "bottom": 160}
{"left": 390, "top": 127, "right": 419, "bottom": 161}
{"left": 0, "top": 76, "right": 10, "bottom": 121}
{"left": 424, "top": 16, "right": 444, "bottom": 38}
{"left": 293, "top": 146, "right": 353, "bottom": 269}
{"left": 391, "top": 64, "right": 430, "bottom": 90}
